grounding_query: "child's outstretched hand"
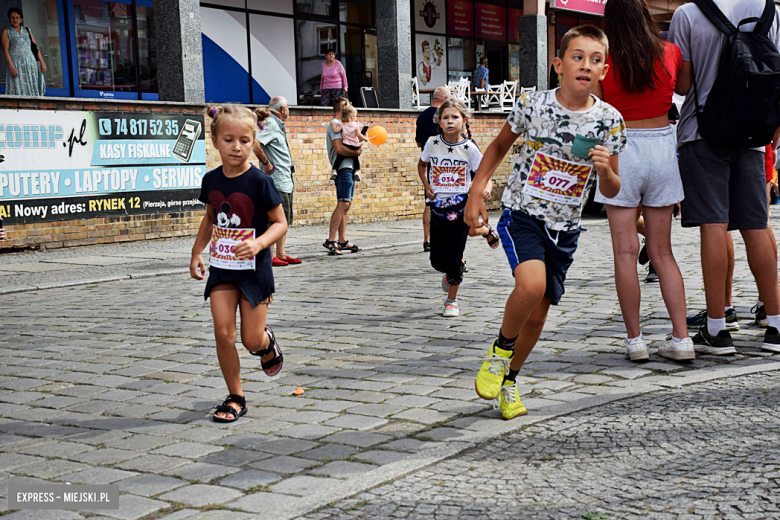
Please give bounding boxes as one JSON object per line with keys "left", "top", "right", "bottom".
{"left": 233, "top": 239, "right": 262, "bottom": 260}
{"left": 589, "top": 145, "right": 612, "bottom": 177}
{"left": 190, "top": 253, "right": 206, "bottom": 280}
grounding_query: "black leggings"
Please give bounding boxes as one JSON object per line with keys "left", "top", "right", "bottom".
{"left": 429, "top": 214, "right": 470, "bottom": 286}
{"left": 333, "top": 144, "right": 361, "bottom": 172}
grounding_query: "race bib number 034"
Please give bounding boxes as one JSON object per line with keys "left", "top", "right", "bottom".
{"left": 210, "top": 226, "right": 255, "bottom": 270}
{"left": 522, "top": 152, "right": 592, "bottom": 206}
{"left": 431, "top": 165, "right": 466, "bottom": 189}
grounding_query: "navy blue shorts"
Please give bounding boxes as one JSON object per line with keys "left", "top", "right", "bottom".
{"left": 496, "top": 209, "right": 580, "bottom": 305}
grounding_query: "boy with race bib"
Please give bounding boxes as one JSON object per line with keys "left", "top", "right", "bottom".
{"left": 465, "top": 25, "right": 626, "bottom": 419}
{"left": 190, "top": 105, "right": 288, "bottom": 423}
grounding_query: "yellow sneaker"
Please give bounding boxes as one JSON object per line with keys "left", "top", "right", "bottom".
{"left": 475, "top": 340, "right": 513, "bottom": 400}
{"left": 499, "top": 379, "right": 527, "bottom": 420}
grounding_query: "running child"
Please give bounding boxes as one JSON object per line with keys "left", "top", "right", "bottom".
{"left": 465, "top": 25, "right": 626, "bottom": 419}
{"left": 418, "top": 98, "right": 499, "bottom": 318}
{"left": 190, "top": 105, "right": 288, "bottom": 423}
{"left": 331, "top": 104, "right": 368, "bottom": 181}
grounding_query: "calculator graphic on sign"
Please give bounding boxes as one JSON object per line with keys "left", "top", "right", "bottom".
{"left": 172, "top": 119, "right": 202, "bottom": 163}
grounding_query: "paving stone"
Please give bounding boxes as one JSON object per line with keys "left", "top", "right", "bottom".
{"left": 390, "top": 408, "right": 456, "bottom": 425}
{"left": 14, "top": 459, "right": 89, "bottom": 478}
{"left": 324, "top": 431, "right": 392, "bottom": 448}
{"left": 600, "top": 367, "right": 654, "bottom": 380}
{"left": 118, "top": 473, "right": 188, "bottom": 496}
{"left": 572, "top": 374, "right": 615, "bottom": 384}
{"left": 297, "top": 444, "right": 357, "bottom": 461}
{"left": 150, "top": 442, "right": 223, "bottom": 459}
{"left": 323, "top": 414, "right": 387, "bottom": 431}
{"left": 158, "top": 484, "right": 243, "bottom": 507}
{"left": 197, "top": 449, "right": 270, "bottom": 467}
{"left": 230, "top": 492, "right": 298, "bottom": 513}
{"left": 162, "top": 462, "right": 239, "bottom": 482}
{"left": 269, "top": 475, "right": 343, "bottom": 496}
{"left": 217, "top": 469, "right": 281, "bottom": 489}
{"left": 71, "top": 448, "right": 141, "bottom": 465}
{"left": 253, "top": 438, "right": 319, "bottom": 455}
{"left": 354, "top": 450, "right": 410, "bottom": 465}
{"left": 65, "top": 467, "right": 136, "bottom": 484}
{"left": 273, "top": 424, "right": 340, "bottom": 439}
{"left": 309, "top": 460, "right": 375, "bottom": 478}
{"left": 250, "top": 456, "right": 318, "bottom": 474}
{"left": 116, "top": 455, "right": 189, "bottom": 473}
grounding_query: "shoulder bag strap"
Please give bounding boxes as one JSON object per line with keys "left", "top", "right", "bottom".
{"left": 756, "top": 0, "right": 775, "bottom": 35}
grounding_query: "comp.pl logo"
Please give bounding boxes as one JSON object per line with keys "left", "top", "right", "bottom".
{"left": 0, "top": 125, "right": 64, "bottom": 149}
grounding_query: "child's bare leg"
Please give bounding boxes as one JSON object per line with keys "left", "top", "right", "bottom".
{"left": 500, "top": 259, "right": 547, "bottom": 340}
{"left": 238, "top": 296, "right": 272, "bottom": 363}
{"left": 209, "top": 284, "right": 243, "bottom": 419}
{"left": 447, "top": 284, "right": 459, "bottom": 300}
{"left": 509, "top": 297, "right": 552, "bottom": 372}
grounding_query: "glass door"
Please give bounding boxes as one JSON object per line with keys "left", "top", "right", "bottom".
{"left": 364, "top": 30, "right": 377, "bottom": 95}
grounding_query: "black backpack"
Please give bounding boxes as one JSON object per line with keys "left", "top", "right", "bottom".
{"left": 692, "top": 0, "right": 780, "bottom": 148}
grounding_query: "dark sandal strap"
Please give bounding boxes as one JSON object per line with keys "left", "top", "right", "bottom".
{"left": 214, "top": 404, "right": 239, "bottom": 418}
{"left": 223, "top": 394, "right": 246, "bottom": 408}
{"left": 250, "top": 346, "right": 274, "bottom": 357}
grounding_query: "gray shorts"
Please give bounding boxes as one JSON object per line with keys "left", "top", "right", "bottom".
{"left": 279, "top": 191, "right": 293, "bottom": 225}
{"left": 678, "top": 140, "right": 767, "bottom": 230}
{"left": 595, "top": 126, "right": 684, "bottom": 207}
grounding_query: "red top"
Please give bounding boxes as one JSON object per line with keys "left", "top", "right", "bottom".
{"left": 601, "top": 42, "right": 682, "bottom": 121}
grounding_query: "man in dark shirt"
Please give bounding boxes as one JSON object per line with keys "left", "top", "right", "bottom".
{"left": 415, "top": 86, "right": 451, "bottom": 252}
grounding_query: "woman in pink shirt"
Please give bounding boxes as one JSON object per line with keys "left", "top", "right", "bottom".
{"left": 320, "top": 49, "right": 348, "bottom": 106}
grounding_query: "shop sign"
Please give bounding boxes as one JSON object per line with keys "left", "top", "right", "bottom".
{"left": 508, "top": 7, "right": 523, "bottom": 44}
{"left": 447, "top": 0, "right": 473, "bottom": 37}
{"left": 415, "top": 0, "right": 446, "bottom": 34}
{"left": 476, "top": 3, "right": 506, "bottom": 40}
{"left": 550, "top": 0, "right": 605, "bottom": 16}
{"left": 0, "top": 110, "right": 207, "bottom": 224}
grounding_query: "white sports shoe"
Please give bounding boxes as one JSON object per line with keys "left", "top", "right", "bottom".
{"left": 625, "top": 336, "right": 649, "bottom": 361}
{"left": 657, "top": 337, "right": 695, "bottom": 361}
{"left": 443, "top": 301, "right": 459, "bottom": 317}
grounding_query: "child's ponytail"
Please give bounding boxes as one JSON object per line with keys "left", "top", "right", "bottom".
{"left": 253, "top": 107, "right": 272, "bottom": 132}
{"left": 465, "top": 121, "right": 472, "bottom": 141}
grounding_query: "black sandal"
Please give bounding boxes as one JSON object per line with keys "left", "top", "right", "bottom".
{"left": 484, "top": 224, "right": 500, "bottom": 249}
{"left": 323, "top": 240, "right": 343, "bottom": 255}
{"left": 213, "top": 394, "right": 247, "bottom": 423}
{"left": 250, "top": 326, "right": 284, "bottom": 376}
{"left": 338, "top": 240, "right": 362, "bottom": 253}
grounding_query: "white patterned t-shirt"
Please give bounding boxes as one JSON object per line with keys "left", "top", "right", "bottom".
{"left": 502, "top": 89, "right": 626, "bottom": 231}
{"left": 420, "top": 135, "right": 483, "bottom": 206}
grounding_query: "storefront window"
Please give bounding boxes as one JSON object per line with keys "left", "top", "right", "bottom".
{"left": 0, "top": 0, "right": 65, "bottom": 90}
{"left": 296, "top": 19, "right": 336, "bottom": 103}
{"left": 73, "top": 0, "right": 136, "bottom": 92}
{"left": 296, "top": 0, "right": 331, "bottom": 16}
{"left": 136, "top": 3, "right": 156, "bottom": 94}
{"left": 339, "top": 0, "right": 372, "bottom": 25}
{"left": 447, "top": 37, "right": 473, "bottom": 83}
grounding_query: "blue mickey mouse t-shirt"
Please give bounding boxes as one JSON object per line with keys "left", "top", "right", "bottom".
{"left": 198, "top": 164, "right": 283, "bottom": 306}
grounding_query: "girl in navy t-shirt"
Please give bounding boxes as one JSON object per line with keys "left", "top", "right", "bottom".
{"left": 190, "top": 105, "right": 288, "bottom": 423}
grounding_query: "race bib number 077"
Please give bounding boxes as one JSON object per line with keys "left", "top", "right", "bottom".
{"left": 522, "top": 152, "right": 592, "bottom": 206}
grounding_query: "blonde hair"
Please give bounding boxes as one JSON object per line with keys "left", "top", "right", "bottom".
{"left": 559, "top": 24, "right": 609, "bottom": 61}
{"left": 433, "top": 98, "right": 473, "bottom": 140}
{"left": 206, "top": 105, "right": 266, "bottom": 139}
{"left": 341, "top": 104, "right": 358, "bottom": 121}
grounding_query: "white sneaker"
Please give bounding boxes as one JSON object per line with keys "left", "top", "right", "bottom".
{"left": 330, "top": 170, "right": 338, "bottom": 181}
{"left": 625, "top": 336, "right": 649, "bottom": 361}
{"left": 353, "top": 170, "right": 362, "bottom": 182}
{"left": 443, "top": 301, "right": 459, "bottom": 317}
{"left": 657, "top": 337, "right": 696, "bottom": 360}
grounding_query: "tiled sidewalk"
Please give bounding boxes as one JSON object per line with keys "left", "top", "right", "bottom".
{"left": 0, "top": 212, "right": 778, "bottom": 520}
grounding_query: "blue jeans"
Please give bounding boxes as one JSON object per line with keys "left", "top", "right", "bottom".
{"left": 335, "top": 168, "right": 355, "bottom": 201}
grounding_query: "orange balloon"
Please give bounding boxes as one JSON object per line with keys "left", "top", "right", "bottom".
{"left": 367, "top": 126, "right": 388, "bottom": 146}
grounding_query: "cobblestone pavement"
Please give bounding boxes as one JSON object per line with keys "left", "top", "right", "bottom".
{"left": 307, "top": 371, "right": 780, "bottom": 520}
{"left": 0, "top": 211, "right": 778, "bottom": 519}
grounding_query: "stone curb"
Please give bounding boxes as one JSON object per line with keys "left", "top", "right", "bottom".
{"left": 265, "top": 359, "right": 780, "bottom": 520}
{"left": 0, "top": 240, "right": 422, "bottom": 295}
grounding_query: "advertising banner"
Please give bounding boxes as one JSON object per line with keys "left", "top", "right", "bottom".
{"left": 476, "top": 3, "right": 506, "bottom": 40}
{"left": 447, "top": 0, "right": 473, "bottom": 37}
{"left": 508, "top": 7, "right": 523, "bottom": 44}
{"left": 0, "top": 110, "right": 207, "bottom": 224}
{"left": 415, "top": 34, "right": 447, "bottom": 88}
{"left": 550, "top": 0, "right": 605, "bottom": 16}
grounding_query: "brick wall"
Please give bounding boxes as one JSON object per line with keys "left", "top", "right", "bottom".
{"left": 1, "top": 98, "right": 513, "bottom": 250}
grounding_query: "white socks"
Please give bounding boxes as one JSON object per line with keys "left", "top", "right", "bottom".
{"left": 767, "top": 314, "right": 780, "bottom": 330}
{"left": 707, "top": 317, "right": 726, "bottom": 337}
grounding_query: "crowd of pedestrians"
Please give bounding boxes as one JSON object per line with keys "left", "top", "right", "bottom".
{"left": 190, "top": 0, "right": 780, "bottom": 424}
